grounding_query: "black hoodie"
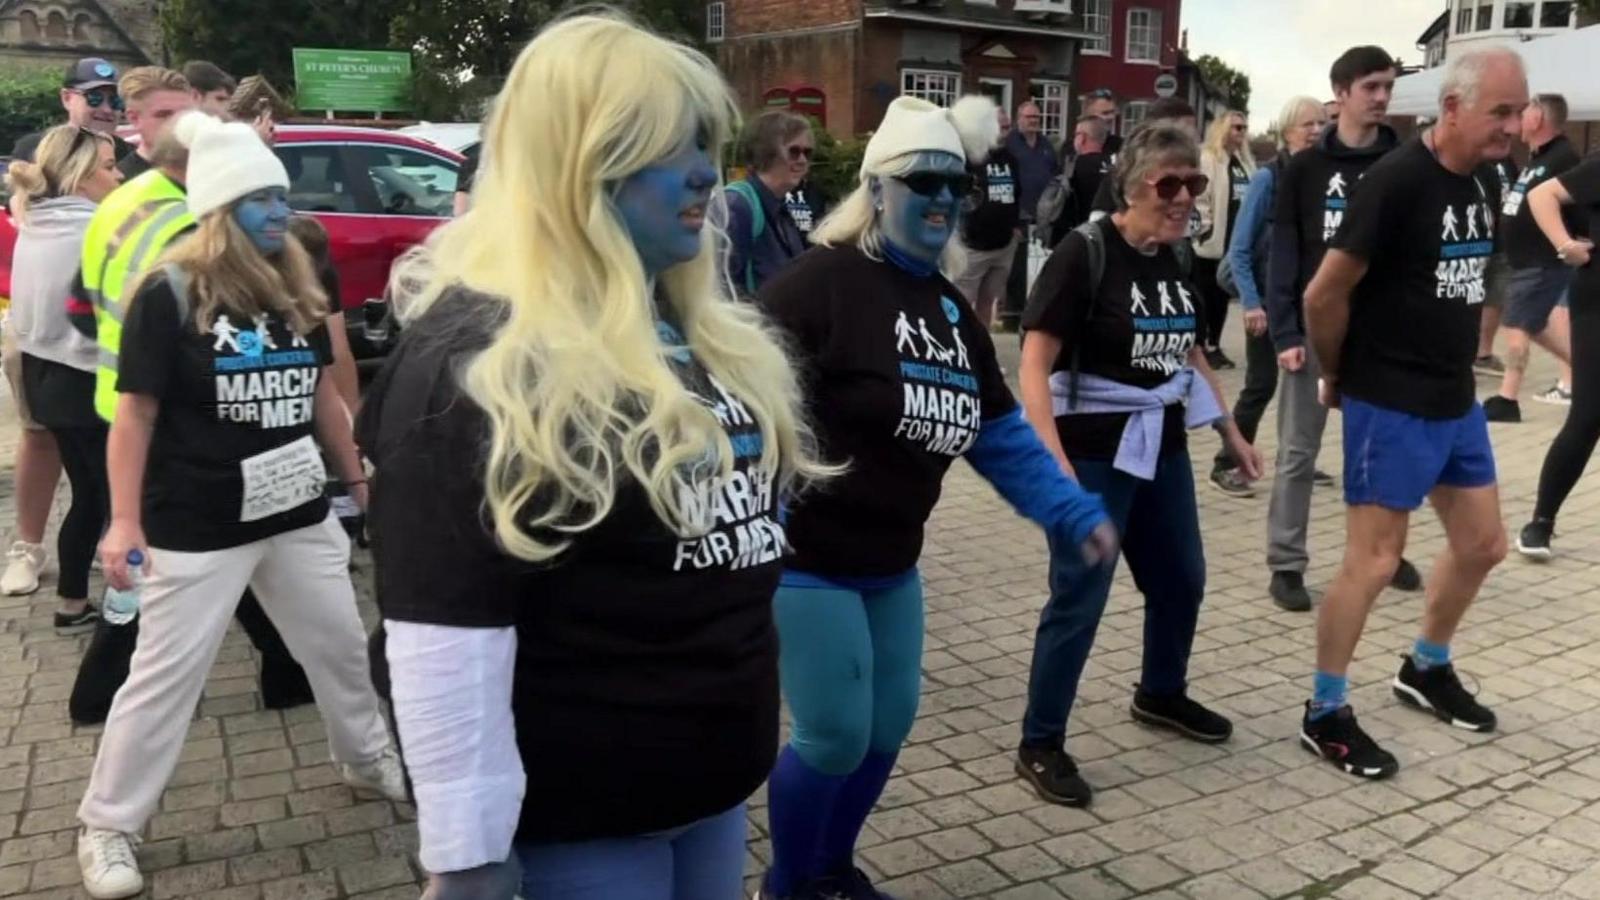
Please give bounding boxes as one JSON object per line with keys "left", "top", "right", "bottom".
{"left": 1265, "top": 123, "right": 1399, "bottom": 352}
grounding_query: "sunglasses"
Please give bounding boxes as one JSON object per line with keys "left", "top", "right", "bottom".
{"left": 786, "top": 145, "right": 815, "bottom": 162}
{"left": 1231, "top": 124, "right": 1248, "bottom": 132}
{"left": 1088, "top": 88, "right": 1116, "bottom": 99}
{"left": 894, "top": 172, "right": 973, "bottom": 198}
{"left": 73, "top": 89, "right": 123, "bottom": 111}
{"left": 1146, "top": 173, "right": 1209, "bottom": 201}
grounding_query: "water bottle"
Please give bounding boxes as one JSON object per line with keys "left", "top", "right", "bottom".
{"left": 102, "top": 550, "right": 145, "bottom": 626}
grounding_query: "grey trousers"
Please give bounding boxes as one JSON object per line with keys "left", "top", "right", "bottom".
{"left": 1266, "top": 350, "right": 1330, "bottom": 573}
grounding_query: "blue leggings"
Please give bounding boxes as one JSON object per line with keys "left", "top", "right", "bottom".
{"left": 514, "top": 803, "right": 747, "bottom": 900}
{"left": 765, "top": 572, "right": 923, "bottom": 894}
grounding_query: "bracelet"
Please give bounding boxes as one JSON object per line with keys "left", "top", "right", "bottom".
{"left": 1557, "top": 240, "right": 1581, "bottom": 259}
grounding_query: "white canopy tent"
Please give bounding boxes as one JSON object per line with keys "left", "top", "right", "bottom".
{"left": 1391, "top": 25, "right": 1600, "bottom": 120}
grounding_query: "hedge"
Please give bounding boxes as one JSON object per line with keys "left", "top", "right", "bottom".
{"left": 0, "top": 66, "right": 65, "bottom": 157}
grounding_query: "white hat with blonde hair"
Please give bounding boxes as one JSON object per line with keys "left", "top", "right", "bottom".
{"left": 179, "top": 113, "right": 289, "bottom": 219}
{"left": 860, "top": 97, "right": 968, "bottom": 176}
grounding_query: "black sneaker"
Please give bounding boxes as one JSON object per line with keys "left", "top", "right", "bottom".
{"left": 1392, "top": 656, "right": 1496, "bottom": 732}
{"left": 1299, "top": 703, "right": 1399, "bottom": 779}
{"left": 1205, "top": 347, "right": 1236, "bottom": 370}
{"left": 1208, "top": 467, "right": 1256, "bottom": 498}
{"left": 1269, "top": 571, "right": 1312, "bottom": 612}
{"left": 1130, "top": 686, "right": 1232, "bottom": 743}
{"left": 1517, "top": 519, "right": 1553, "bottom": 561}
{"left": 1482, "top": 395, "right": 1521, "bottom": 423}
{"left": 54, "top": 605, "right": 99, "bottom": 635}
{"left": 1474, "top": 354, "right": 1506, "bottom": 375}
{"left": 1016, "top": 743, "right": 1092, "bottom": 807}
{"left": 1390, "top": 557, "right": 1423, "bottom": 592}
{"left": 825, "top": 866, "right": 895, "bottom": 900}
{"left": 1312, "top": 469, "right": 1335, "bottom": 487}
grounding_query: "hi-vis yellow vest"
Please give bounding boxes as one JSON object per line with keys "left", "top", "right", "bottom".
{"left": 80, "top": 170, "right": 194, "bottom": 422}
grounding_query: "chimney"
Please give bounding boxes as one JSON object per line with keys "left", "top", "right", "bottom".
{"left": 1181, "top": 27, "right": 1189, "bottom": 52}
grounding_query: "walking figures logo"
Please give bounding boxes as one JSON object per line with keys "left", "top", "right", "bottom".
{"left": 1128, "top": 278, "right": 1198, "bottom": 377}
{"left": 209, "top": 314, "right": 321, "bottom": 428}
{"left": 1435, "top": 194, "right": 1494, "bottom": 305}
{"left": 1323, "top": 171, "right": 1350, "bottom": 241}
{"left": 892, "top": 302, "right": 982, "bottom": 457}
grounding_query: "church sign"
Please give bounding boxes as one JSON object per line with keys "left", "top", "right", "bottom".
{"left": 292, "top": 48, "right": 412, "bottom": 113}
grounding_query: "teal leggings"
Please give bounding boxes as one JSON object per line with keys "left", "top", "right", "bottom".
{"left": 773, "top": 574, "right": 924, "bottom": 775}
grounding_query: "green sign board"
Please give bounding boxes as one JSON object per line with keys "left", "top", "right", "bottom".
{"left": 292, "top": 48, "right": 412, "bottom": 112}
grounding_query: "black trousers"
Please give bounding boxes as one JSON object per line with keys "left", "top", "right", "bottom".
{"left": 1192, "top": 257, "right": 1231, "bottom": 349}
{"left": 48, "top": 425, "right": 107, "bottom": 601}
{"left": 1213, "top": 326, "right": 1279, "bottom": 472}
{"left": 1535, "top": 279, "right": 1600, "bottom": 521}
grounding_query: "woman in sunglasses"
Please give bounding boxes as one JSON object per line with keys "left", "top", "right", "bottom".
{"left": 4, "top": 124, "right": 122, "bottom": 632}
{"left": 726, "top": 110, "right": 813, "bottom": 297}
{"left": 756, "top": 96, "right": 1113, "bottom": 900}
{"left": 1015, "top": 122, "right": 1262, "bottom": 808}
{"left": 1194, "top": 110, "right": 1257, "bottom": 374}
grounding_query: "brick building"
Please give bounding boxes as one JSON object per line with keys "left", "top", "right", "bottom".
{"left": 0, "top": 0, "right": 162, "bottom": 74}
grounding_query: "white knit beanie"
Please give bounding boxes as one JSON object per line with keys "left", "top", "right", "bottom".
{"left": 860, "top": 97, "right": 969, "bottom": 176}
{"left": 179, "top": 113, "right": 290, "bottom": 220}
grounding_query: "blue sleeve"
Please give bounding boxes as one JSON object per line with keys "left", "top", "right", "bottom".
{"left": 726, "top": 191, "right": 753, "bottom": 295}
{"left": 964, "top": 409, "right": 1109, "bottom": 546}
{"left": 1228, "top": 168, "right": 1274, "bottom": 311}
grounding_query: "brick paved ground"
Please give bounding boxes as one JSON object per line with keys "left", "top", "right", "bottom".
{"left": 2, "top": 325, "right": 1599, "bottom": 899}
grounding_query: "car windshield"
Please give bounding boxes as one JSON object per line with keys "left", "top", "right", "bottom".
{"left": 366, "top": 149, "right": 458, "bottom": 217}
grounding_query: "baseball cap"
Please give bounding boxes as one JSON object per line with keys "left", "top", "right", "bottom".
{"left": 65, "top": 58, "right": 118, "bottom": 91}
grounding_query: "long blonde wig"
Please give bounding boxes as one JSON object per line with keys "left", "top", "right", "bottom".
{"left": 4, "top": 125, "right": 111, "bottom": 224}
{"left": 133, "top": 207, "right": 328, "bottom": 336}
{"left": 390, "top": 13, "right": 828, "bottom": 563}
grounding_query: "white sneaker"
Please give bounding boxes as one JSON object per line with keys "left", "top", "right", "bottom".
{"left": 0, "top": 541, "right": 46, "bottom": 596}
{"left": 338, "top": 747, "right": 409, "bottom": 802}
{"left": 77, "top": 827, "right": 143, "bottom": 899}
{"left": 1533, "top": 383, "right": 1573, "bottom": 406}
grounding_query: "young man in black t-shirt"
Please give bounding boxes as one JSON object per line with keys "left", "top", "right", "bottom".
{"left": 1482, "top": 93, "right": 1583, "bottom": 421}
{"left": 11, "top": 58, "right": 135, "bottom": 164}
{"left": 1299, "top": 47, "right": 1530, "bottom": 780}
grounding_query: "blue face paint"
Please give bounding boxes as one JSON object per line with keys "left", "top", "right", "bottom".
{"left": 613, "top": 129, "right": 720, "bottom": 277}
{"left": 232, "top": 188, "right": 291, "bottom": 255}
{"left": 872, "top": 151, "right": 966, "bottom": 264}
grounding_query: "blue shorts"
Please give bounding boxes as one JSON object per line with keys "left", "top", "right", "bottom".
{"left": 1342, "top": 397, "right": 1497, "bottom": 511}
{"left": 1503, "top": 266, "right": 1572, "bottom": 333}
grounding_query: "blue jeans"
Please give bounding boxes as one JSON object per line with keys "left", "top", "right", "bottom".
{"left": 1022, "top": 450, "right": 1207, "bottom": 745}
{"left": 514, "top": 803, "right": 747, "bottom": 900}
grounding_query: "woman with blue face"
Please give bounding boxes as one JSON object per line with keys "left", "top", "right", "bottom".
{"left": 76, "top": 117, "right": 404, "bottom": 900}
{"left": 358, "top": 14, "right": 827, "bottom": 900}
{"left": 754, "top": 97, "right": 1114, "bottom": 900}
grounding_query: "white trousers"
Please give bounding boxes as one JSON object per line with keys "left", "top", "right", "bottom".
{"left": 78, "top": 514, "right": 391, "bottom": 833}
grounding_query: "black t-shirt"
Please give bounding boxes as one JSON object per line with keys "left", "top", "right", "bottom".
{"left": 1332, "top": 138, "right": 1491, "bottom": 419}
{"left": 11, "top": 130, "right": 132, "bottom": 164}
{"left": 1557, "top": 156, "right": 1600, "bottom": 297}
{"left": 1502, "top": 137, "right": 1584, "bottom": 269}
{"left": 784, "top": 181, "right": 825, "bottom": 239}
{"left": 761, "top": 246, "right": 1014, "bottom": 577}
{"left": 1065, "top": 152, "right": 1110, "bottom": 231}
{"left": 1023, "top": 218, "right": 1197, "bottom": 459}
{"left": 1224, "top": 155, "right": 1250, "bottom": 248}
{"left": 117, "top": 273, "right": 334, "bottom": 550}
{"left": 357, "top": 289, "right": 783, "bottom": 843}
{"left": 962, "top": 147, "right": 1022, "bottom": 251}
{"left": 116, "top": 150, "right": 151, "bottom": 181}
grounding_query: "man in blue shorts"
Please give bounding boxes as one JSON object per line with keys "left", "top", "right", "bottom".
{"left": 1298, "top": 46, "right": 1528, "bottom": 779}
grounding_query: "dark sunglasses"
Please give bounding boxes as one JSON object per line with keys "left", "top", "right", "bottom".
{"left": 1230, "top": 124, "right": 1248, "bottom": 132}
{"left": 786, "top": 145, "right": 815, "bottom": 162}
{"left": 73, "top": 89, "right": 123, "bottom": 111}
{"left": 895, "top": 172, "right": 973, "bottom": 198}
{"left": 1146, "top": 173, "right": 1209, "bottom": 201}
{"left": 1088, "top": 88, "right": 1116, "bottom": 99}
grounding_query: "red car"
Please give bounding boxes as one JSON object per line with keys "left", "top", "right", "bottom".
{"left": 0, "top": 124, "right": 464, "bottom": 360}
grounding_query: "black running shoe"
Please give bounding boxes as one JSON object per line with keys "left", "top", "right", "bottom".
{"left": 1392, "top": 656, "right": 1496, "bottom": 732}
{"left": 1208, "top": 467, "right": 1256, "bottom": 498}
{"left": 1130, "top": 686, "right": 1232, "bottom": 743}
{"left": 1312, "top": 469, "right": 1335, "bottom": 487}
{"left": 1205, "top": 347, "right": 1236, "bottom": 370}
{"left": 826, "top": 866, "right": 896, "bottom": 900}
{"left": 1517, "top": 519, "right": 1554, "bottom": 561}
{"left": 1482, "top": 395, "right": 1521, "bottom": 423}
{"left": 54, "top": 605, "right": 99, "bottom": 635}
{"left": 1016, "top": 743, "right": 1092, "bottom": 807}
{"left": 1269, "top": 571, "right": 1312, "bottom": 612}
{"left": 1299, "top": 703, "right": 1399, "bottom": 779}
{"left": 1390, "top": 557, "right": 1423, "bottom": 592}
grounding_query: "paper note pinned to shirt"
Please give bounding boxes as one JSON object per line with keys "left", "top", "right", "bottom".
{"left": 239, "top": 435, "right": 327, "bottom": 522}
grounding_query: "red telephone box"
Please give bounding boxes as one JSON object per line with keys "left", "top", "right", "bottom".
{"left": 762, "top": 86, "right": 828, "bottom": 128}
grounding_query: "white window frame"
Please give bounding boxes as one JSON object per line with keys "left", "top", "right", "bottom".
{"left": 901, "top": 69, "right": 961, "bottom": 108}
{"left": 1125, "top": 8, "right": 1161, "bottom": 65}
{"left": 1030, "top": 81, "right": 1070, "bottom": 142}
{"left": 1539, "top": 0, "right": 1575, "bottom": 28}
{"left": 1456, "top": 0, "right": 1474, "bottom": 34}
{"left": 1079, "top": 0, "right": 1112, "bottom": 55}
{"left": 706, "top": 2, "right": 725, "bottom": 43}
{"left": 980, "top": 77, "right": 1014, "bottom": 121}
{"left": 1122, "top": 101, "right": 1150, "bottom": 132}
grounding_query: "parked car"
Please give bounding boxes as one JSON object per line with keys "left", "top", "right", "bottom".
{"left": 0, "top": 124, "right": 464, "bottom": 362}
{"left": 398, "top": 122, "right": 481, "bottom": 162}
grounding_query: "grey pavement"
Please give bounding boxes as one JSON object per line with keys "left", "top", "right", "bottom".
{"left": 2, "top": 320, "right": 1600, "bottom": 899}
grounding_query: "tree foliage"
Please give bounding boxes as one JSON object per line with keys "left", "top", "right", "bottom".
{"left": 1193, "top": 54, "right": 1252, "bottom": 115}
{"left": 161, "top": 0, "right": 401, "bottom": 92}
{"left": 0, "top": 66, "right": 67, "bottom": 155}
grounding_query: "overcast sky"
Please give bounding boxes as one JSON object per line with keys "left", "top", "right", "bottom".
{"left": 1180, "top": 0, "right": 1445, "bottom": 132}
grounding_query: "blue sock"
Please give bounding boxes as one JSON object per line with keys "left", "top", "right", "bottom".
{"left": 816, "top": 750, "right": 897, "bottom": 875}
{"left": 1413, "top": 638, "right": 1450, "bottom": 671}
{"left": 764, "top": 745, "right": 847, "bottom": 896}
{"left": 1309, "top": 671, "right": 1347, "bottom": 720}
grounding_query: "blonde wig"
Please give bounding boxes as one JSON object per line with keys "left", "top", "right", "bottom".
{"left": 389, "top": 13, "right": 829, "bottom": 563}
{"left": 1202, "top": 110, "right": 1255, "bottom": 168}
{"left": 4, "top": 125, "right": 112, "bottom": 224}
{"left": 133, "top": 206, "right": 327, "bottom": 337}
